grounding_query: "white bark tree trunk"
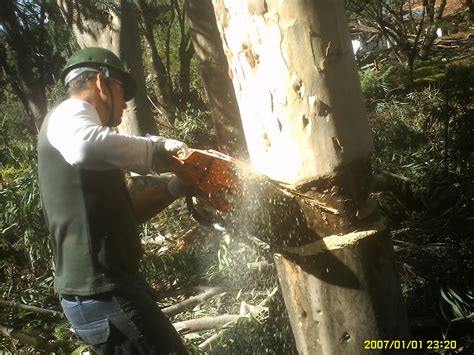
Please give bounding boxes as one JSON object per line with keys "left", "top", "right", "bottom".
{"left": 212, "top": 0, "right": 373, "bottom": 184}
{"left": 211, "top": 1, "right": 409, "bottom": 353}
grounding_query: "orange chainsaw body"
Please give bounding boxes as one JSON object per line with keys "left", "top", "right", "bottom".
{"left": 171, "top": 149, "right": 241, "bottom": 212}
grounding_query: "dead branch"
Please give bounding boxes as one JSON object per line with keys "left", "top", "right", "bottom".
{"left": 451, "top": 312, "right": 474, "bottom": 324}
{"left": 246, "top": 235, "right": 270, "bottom": 250}
{"left": 198, "top": 287, "right": 278, "bottom": 351}
{"left": 173, "top": 314, "right": 241, "bottom": 334}
{"left": 411, "top": 312, "right": 474, "bottom": 332}
{"left": 198, "top": 330, "right": 225, "bottom": 351}
{"left": 247, "top": 261, "right": 274, "bottom": 272}
{"left": 162, "top": 286, "right": 224, "bottom": 317}
{"left": 258, "top": 287, "right": 278, "bottom": 307}
{"left": 157, "top": 285, "right": 218, "bottom": 299}
{"left": 350, "top": 23, "right": 379, "bottom": 34}
{"left": 0, "top": 324, "right": 71, "bottom": 352}
{"left": 0, "top": 299, "right": 64, "bottom": 319}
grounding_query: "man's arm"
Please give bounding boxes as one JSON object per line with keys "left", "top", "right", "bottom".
{"left": 126, "top": 175, "right": 178, "bottom": 224}
{"left": 48, "top": 100, "right": 156, "bottom": 175}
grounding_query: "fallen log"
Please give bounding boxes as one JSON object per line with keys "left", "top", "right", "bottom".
{"left": 197, "top": 287, "right": 278, "bottom": 351}
{"left": 162, "top": 286, "right": 224, "bottom": 317}
{"left": 174, "top": 314, "right": 241, "bottom": 334}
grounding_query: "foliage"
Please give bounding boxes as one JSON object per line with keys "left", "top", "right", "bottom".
{"left": 159, "top": 106, "right": 217, "bottom": 149}
{"left": 359, "top": 66, "right": 394, "bottom": 105}
{"left": 366, "top": 51, "right": 473, "bottom": 351}
{"left": 0, "top": 144, "right": 50, "bottom": 274}
{"left": 439, "top": 286, "right": 473, "bottom": 320}
{"left": 369, "top": 60, "right": 473, "bottom": 197}
{"left": 138, "top": 0, "right": 204, "bottom": 112}
{"left": 0, "top": 0, "right": 74, "bottom": 129}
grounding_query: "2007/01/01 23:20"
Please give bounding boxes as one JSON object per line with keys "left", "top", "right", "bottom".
{"left": 363, "top": 339, "right": 458, "bottom": 350}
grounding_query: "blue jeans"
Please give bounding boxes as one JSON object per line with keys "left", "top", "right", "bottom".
{"left": 60, "top": 283, "right": 187, "bottom": 355}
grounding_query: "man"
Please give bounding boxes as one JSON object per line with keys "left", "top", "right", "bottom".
{"left": 38, "top": 47, "right": 189, "bottom": 354}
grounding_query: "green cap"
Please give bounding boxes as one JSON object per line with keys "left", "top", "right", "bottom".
{"left": 61, "top": 47, "right": 136, "bottom": 101}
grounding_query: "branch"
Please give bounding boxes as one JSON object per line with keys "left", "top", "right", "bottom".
{"left": 0, "top": 324, "right": 71, "bottom": 352}
{"left": 165, "top": 1, "right": 175, "bottom": 88}
{"left": 436, "top": 0, "right": 447, "bottom": 21}
{"left": 411, "top": 313, "right": 474, "bottom": 331}
{"left": 173, "top": 314, "right": 241, "bottom": 334}
{"left": 157, "top": 285, "right": 216, "bottom": 299}
{"left": 247, "top": 261, "right": 274, "bottom": 272}
{"left": 350, "top": 23, "right": 379, "bottom": 34}
{"left": 246, "top": 235, "right": 270, "bottom": 250}
{"left": 0, "top": 299, "right": 64, "bottom": 319}
{"left": 451, "top": 312, "right": 474, "bottom": 324}
{"left": 162, "top": 286, "right": 224, "bottom": 317}
{"left": 198, "top": 330, "right": 225, "bottom": 351}
{"left": 198, "top": 287, "right": 278, "bottom": 351}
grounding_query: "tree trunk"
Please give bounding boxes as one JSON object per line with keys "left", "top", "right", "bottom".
{"left": 57, "top": 0, "right": 157, "bottom": 136}
{"left": 136, "top": 0, "right": 177, "bottom": 123}
{"left": 275, "top": 228, "right": 409, "bottom": 354}
{"left": 178, "top": 36, "right": 194, "bottom": 104}
{"left": 170, "top": 0, "right": 194, "bottom": 106}
{"left": 212, "top": 0, "right": 374, "bottom": 183}
{"left": 211, "top": 1, "right": 409, "bottom": 353}
{"left": 185, "top": 0, "right": 248, "bottom": 158}
{"left": 0, "top": 0, "right": 48, "bottom": 133}
{"left": 419, "top": 0, "right": 447, "bottom": 59}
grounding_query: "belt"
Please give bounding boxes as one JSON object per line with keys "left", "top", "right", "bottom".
{"left": 60, "top": 291, "right": 115, "bottom": 302}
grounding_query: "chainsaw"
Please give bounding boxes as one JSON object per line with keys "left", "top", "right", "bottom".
{"left": 168, "top": 149, "right": 243, "bottom": 229}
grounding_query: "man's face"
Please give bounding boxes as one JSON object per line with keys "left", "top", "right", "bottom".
{"left": 108, "top": 78, "right": 127, "bottom": 127}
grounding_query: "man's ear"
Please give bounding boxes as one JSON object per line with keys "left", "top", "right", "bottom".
{"left": 95, "top": 72, "right": 108, "bottom": 96}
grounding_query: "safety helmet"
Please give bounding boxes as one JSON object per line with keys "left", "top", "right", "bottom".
{"left": 61, "top": 47, "right": 136, "bottom": 101}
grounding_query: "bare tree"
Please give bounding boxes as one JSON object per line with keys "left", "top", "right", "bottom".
{"left": 347, "top": 0, "right": 447, "bottom": 82}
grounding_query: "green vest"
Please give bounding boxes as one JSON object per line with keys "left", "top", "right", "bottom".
{"left": 38, "top": 112, "right": 143, "bottom": 295}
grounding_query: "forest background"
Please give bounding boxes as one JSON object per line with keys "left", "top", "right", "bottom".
{"left": 0, "top": 0, "right": 473, "bottom": 353}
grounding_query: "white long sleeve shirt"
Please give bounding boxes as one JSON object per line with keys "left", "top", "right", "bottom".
{"left": 47, "top": 99, "right": 156, "bottom": 175}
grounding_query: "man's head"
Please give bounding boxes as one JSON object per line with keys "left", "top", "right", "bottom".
{"left": 61, "top": 47, "right": 136, "bottom": 126}
{"left": 61, "top": 47, "right": 136, "bottom": 100}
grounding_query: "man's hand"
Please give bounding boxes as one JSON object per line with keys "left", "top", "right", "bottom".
{"left": 147, "top": 135, "right": 189, "bottom": 173}
{"left": 163, "top": 139, "right": 189, "bottom": 159}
